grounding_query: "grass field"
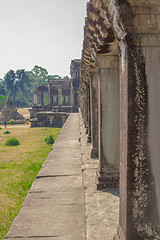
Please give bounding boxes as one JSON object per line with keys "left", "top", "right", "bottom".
{"left": 0, "top": 125, "right": 61, "bottom": 239}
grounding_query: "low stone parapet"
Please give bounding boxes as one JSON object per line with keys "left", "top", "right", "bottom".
{"left": 30, "top": 112, "right": 69, "bottom": 128}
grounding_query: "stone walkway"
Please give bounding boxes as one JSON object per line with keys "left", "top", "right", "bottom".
{"left": 4, "top": 113, "right": 119, "bottom": 240}
{"left": 5, "top": 114, "right": 86, "bottom": 240}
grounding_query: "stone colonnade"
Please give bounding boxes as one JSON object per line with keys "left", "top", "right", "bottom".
{"left": 34, "top": 82, "right": 75, "bottom": 107}
{"left": 80, "top": 0, "right": 160, "bottom": 239}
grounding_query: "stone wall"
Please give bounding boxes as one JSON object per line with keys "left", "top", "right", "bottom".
{"left": 80, "top": 1, "right": 160, "bottom": 239}
{"left": 30, "top": 112, "right": 69, "bottom": 128}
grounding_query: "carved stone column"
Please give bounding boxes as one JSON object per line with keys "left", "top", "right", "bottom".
{"left": 34, "top": 92, "right": 38, "bottom": 105}
{"left": 96, "top": 54, "right": 120, "bottom": 188}
{"left": 41, "top": 93, "right": 44, "bottom": 106}
{"left": 58, "top": 88, "right": 62, "bottom": 106}
{"left": 70, "top": 83, "right": 74, "bottom": 106}
{"left": 48, "top": 82, "right": 52, "bottom": 105}
{"left": 83, "top": 83, "right": 89, "bottom": 133}
{"left": 89, "top": 68, "right": 98, "bottom": 158}
{"left": 87, "top": 83, "right": 91, "bottom": 142}
{"left": 114, "top": 34, "right": 160, "bottom": 240}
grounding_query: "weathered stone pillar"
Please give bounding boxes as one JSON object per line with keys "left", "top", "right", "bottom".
{"left": 41, "top": 93, "right": 44, "bottom": 106}
{"left": 50, "top": 95, "right": 53, "bottom": 105}
{"left": 96, "top": 54, "right": 119, "bottom": 188}
{"left": 58, "top": 88, "right": 62, "bottom": 106}
{"left": 82, "top": 83, "right": 89, "bottom": 133}
{"left": 89, "top": 68, "right": 98, "bottom": 158}
{"left": 48, "top": 82, "right": 52, "bottom": 105}
{"left": 85, "top": 82, "right": 90, "bottom": 136}
{"left": 34, "top": 92, "right": 38, "bottom": 105}
{"left": 80, "top": 84, "right": 86, "bottom": 123}
{"left": 70, "top": 83, "right": 74, "bottom": 106}
{"left": 87, "top": 82, "right": 91, "bottom": 142}
{"left": 114, "top": 34, "right": 160, "bottom": 240}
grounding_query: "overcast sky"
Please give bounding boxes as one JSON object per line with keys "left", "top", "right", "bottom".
{"left": 0, "top": 0, "right": 88, "bottom": 79}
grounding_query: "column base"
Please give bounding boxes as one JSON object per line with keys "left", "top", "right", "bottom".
{"left": 96, "top": 167, "right": 119, "bottom": 189}
{"left": 91, "top": 147, "right": 98, "bottom": 158}
{"left": 87, "top": 135, "right": 91, "bottom": 143}
{"left": 113, "top": 224, "right": 125, "bottom": 240}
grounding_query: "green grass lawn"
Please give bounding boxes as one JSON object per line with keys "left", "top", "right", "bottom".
{"left": 0, "top": 126, "right": 61, "bottom": 239}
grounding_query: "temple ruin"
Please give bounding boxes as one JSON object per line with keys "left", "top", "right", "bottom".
{"left": 30, "top": 59, "right": 80, "bottom": 127}
{"left": 80, "top": 0, "right": 160, "bottom": 239}
{"left": 0, "top": 96, "right": 24, "bottom": 123}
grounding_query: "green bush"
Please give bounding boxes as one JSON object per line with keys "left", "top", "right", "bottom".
{"left": 45, "top": 135, "right": 54, "bottom": 144}
{"left": 0, "top": 127, "right": 2, "bottom": 129}
{"left": 9, "top": 119, "right": 15, "bottom": 125}
{"left": 3, "top": 130, "right": 11, "bottom": 134}
{"left": 5, "top": 138, "right": 20, "bottom": 146}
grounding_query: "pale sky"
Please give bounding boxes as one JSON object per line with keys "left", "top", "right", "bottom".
{"left": 0, "top": 0, "right": 88, "bottom": 79}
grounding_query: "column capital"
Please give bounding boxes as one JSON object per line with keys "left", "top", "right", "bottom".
{"left": 119, "top": 33, "right": 160, "bottom": 52}
{"left": 95, "top": 54, "right": 119, "bottom": 70}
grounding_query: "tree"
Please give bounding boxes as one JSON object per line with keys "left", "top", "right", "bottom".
{"left": 3, "top": 69, "right": 32, "bottom": 106}
{"left": 31, "top": 65, "right": 48, "bottom": 84}
{"left": 15, "top": 69, "right": 31, "bottom": 92}
{"left": 63, "top": 76, "right": 69, "bottom": 79}
{"left": 0, "top": 80, "right": 7, "bottom": 95}
{"left": 4, "top": 70, "right": 17, "bottom": 102}
{"left": 14, "top": 69, "right": 32, "bottom": 106}
{"left": 48, "top": 75, "right": 62, "bottom": 79}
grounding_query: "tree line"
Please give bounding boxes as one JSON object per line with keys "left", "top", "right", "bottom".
{"left": 0, "top": 65, "right": 69, "bottom": 108}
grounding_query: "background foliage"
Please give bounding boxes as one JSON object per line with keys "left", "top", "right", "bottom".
{"left": 0, "top": 66, "right": 69, "bottom": 108}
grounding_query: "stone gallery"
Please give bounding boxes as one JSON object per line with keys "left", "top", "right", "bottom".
{"left": 80, "top": 0, "right": 160, "bottom": 239}
{"left": 30, "top": 59, "right": 80, "bottom": 127}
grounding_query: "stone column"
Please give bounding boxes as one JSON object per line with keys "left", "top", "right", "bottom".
{"left": 41, "top": 93, "right": 44, "bottom": 106}
{"left": 58, "top": 88, "right": 62, "bottom": 106}
{"left": 80, "top": 84, "right": 86, "bottom": 123}
{"left": 70, "top": 83, "right": 74, "bottom": 106}
{"left": 114, "top": 35, "right": 160, "bottom": 240}
{"left": 82, "top": 83, "right": 89, "bottom": 133}
{"left": 96, "top": 54, "right": 120, "bottom": 188}
{"left": 48, "top": 82, "right": 52, "bottom": 105}
{"left": 85, "top": 82, "right": 90, "bottom": 135}
{"left": 87, "top": 83, "right": 91, "bottom": 142}
{"left": 34, "top": 92, "right": 38, "bottom": 105}
{"left": 89, "top": 68, "right": 98, "bottom": 158}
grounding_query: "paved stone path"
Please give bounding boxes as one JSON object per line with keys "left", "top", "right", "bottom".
{"left": 5, "top": 113, "right": 86, "bottom": 240}
{"left": 4, "top": 113, "right": 119, "bottom": 240}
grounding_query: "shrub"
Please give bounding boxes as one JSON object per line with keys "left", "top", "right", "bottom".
{"left": 5, "top": 138, "right": 20, "bottom": 146}
{"left": 9, "top": 119, "right": 15, "bottom": 125}
{"left": 45, "top": 135, "right": 54, "bottom": 144}
{"left": 3, "top": 130, "right": 11, "bottom": 134}
{"left": 0, "top": 127, "right": 1, "bottom": 129}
